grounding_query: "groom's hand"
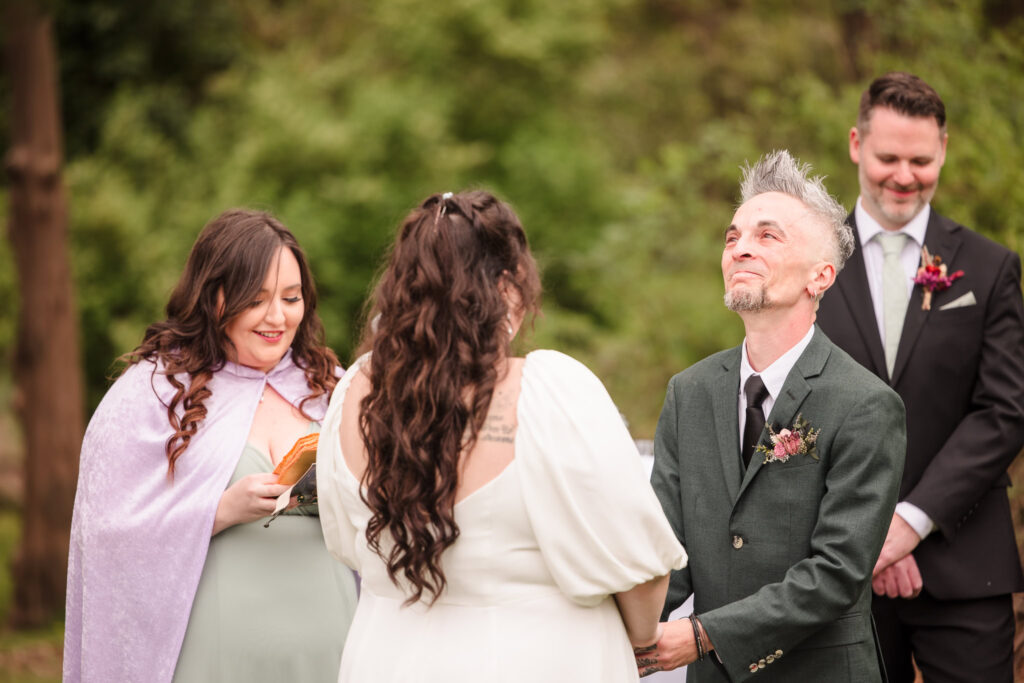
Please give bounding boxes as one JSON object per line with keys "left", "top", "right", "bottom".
{"left": 634, "top": 619, "right": 697, "bottom": 677}
{"left": 872, "top": 554, "right": 923, "bottom": 599}
{"left": 872, "top": 513, "right": 921, "bottom": 576}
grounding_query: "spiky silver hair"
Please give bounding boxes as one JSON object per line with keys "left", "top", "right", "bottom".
{"left": 740, "top": 150, "right": 853, "bottom": 270}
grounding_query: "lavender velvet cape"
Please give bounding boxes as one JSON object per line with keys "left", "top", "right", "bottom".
{"left": 63, "top": 351, "right": 333, "bottom": 683}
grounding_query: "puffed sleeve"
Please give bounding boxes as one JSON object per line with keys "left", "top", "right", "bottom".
{"left": 316, "top": 356, "right": 365, "bottom": 571}
{"left": 516, "top": 350, "right": 686, "bottom": 606}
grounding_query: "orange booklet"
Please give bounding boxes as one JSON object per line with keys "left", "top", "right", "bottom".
{"left": 272, "top": 433, "right": 319, "bottom": 485}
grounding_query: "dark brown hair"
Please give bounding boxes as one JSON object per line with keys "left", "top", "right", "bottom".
{"left": 124, "top": 209, "right": 338, "bottom": 475}
{"left": 857, "top": 71, "right": 946, "bottom": 133}
{"left": 357, "top": 190, "right": 541, "bottom": 605}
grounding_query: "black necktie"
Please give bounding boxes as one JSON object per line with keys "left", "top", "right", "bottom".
{"left": 742, "top": 375, "right": 770, "bottom": 468}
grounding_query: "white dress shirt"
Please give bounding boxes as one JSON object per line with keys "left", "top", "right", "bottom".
{"left": 855, "top": 198, "right": 936, "bottom": 540}
{"left": 855, "top": 198, "right": 929, "bottom": 343}
{"left": 738, "top": 325, "right": 815, "bottom": 449}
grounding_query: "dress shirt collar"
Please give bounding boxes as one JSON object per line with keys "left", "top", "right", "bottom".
{"left": 739, "top": 324, "right": 815, "bottom": 404}
{"left": 855, "top": 197, "right": 930, "bottom": 249}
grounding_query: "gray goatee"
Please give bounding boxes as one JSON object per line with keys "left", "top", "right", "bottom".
{"left": 724, "top": 287, "right": 770, "bottom": 312}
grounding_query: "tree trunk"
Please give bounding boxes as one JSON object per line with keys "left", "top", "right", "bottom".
{"left": 3, "top": 2, "right": 84, "bottom": 627}
{"left": 837, "top": 6, "right": 876, "bottom": 82}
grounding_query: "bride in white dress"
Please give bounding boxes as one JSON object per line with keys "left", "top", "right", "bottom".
{"left": 317, "top": 190, "right": 686, "bottom": 682}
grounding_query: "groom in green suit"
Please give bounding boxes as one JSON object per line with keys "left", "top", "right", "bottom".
{"left": 642, "top": 150, "right": 906, "bottom": 681}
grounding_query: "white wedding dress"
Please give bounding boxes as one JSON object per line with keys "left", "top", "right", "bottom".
{"left": 318, "top": 350, "right": 686, "bottom": 683}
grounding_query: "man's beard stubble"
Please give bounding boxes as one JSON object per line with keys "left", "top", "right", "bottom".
{"left": 870, "top": 176, "right": 938, "bottom": 230}
{"left": 724, "top": 286, "right": 770, "bottom": 312}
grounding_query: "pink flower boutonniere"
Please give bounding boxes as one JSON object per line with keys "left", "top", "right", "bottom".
{"left": 913, "top": 246, "right": 964, "bottom": 311}
{"left": 755, "top": 414, "right": 820, "bottom": 465}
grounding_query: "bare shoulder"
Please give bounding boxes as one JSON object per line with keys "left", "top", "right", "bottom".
{"left": 337, "top": 362, "right": 372, "bottom": 477}
{"left": 344, "top": 362, "right": 372, "bottom": 402}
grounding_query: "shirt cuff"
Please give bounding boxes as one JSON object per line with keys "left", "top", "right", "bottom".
{"left": 895, "top": 502, "right": 935, "bottom": 540}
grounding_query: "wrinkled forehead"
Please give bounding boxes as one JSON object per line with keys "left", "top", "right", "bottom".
{"left": 731, "top": 192, "right": 807, "bottom": 229}
{"left": 731, "top": 192, "right": 830, "bottom": 251}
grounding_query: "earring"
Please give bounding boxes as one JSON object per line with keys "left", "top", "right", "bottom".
{"left": 506, "top": 313, "right": 514, "bottom": 336}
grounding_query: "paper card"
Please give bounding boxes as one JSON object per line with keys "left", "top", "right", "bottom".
{"left": 263, "top": 463, "right": 317, "bottom": 528}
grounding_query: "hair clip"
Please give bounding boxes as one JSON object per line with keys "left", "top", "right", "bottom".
{"left": 433, "top": 192, "right": 453, "bottom": 228}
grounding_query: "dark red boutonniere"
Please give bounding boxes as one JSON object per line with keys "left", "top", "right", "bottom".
{"left": 913, "top": 246, "right": 963, "bottom": 311}
{"left": 755, "top": 414, "right": 820, "bottom": 465}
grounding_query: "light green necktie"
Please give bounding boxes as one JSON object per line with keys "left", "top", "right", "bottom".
{"left": 877, "top": 231, "right": 909, "bottom": 378}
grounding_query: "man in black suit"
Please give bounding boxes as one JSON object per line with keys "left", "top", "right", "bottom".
{"left": 817, "top": 71, "right": 1024, "bottom": 683}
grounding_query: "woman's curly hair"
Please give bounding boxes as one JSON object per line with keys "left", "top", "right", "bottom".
{"left": 357, "top": 190, "right": 541, "bottom": 605}
{"left": 122, "top": 209, "right": 338, "bottom": 476}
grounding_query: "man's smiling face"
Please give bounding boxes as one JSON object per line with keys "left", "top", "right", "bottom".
{"left": 850, "top": 106, "right": 947, "bottom": 231}
{"left": 722, "top": 191, "right": 827, "bottom": 314}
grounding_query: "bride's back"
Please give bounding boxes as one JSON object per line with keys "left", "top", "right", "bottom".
{"left": 320, "top": 351, "right": 657, "bottom": 682}
{"left": 337, "top": 358, "right": 523, "bottom": 505}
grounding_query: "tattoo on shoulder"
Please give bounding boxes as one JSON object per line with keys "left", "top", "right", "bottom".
{"left": 479, "top": 413, "right": 516, "bottom": 444}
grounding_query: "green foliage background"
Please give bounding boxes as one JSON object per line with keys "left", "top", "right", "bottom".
{"left": 2, "top": 0, "right": 1023, "bottom": 437}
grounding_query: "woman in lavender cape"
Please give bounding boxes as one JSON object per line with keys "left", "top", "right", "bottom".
{"left": 63, "top": 209, "right": 357, "bottom": 683}
{"left": 316, "top": 190, "right": 686, "bottom": 682}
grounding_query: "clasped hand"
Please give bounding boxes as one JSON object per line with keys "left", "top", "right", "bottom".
{"left": 634, "top": 620, "right": 697, "bottom": 677}
{"left": 871, "top": 513, "right": 923, "bottom": 599}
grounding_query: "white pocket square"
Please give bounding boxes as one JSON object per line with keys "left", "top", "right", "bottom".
{"left": 938, "top": 291, "right": 976, "bottom": 310}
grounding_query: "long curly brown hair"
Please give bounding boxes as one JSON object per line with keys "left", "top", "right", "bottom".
{"left": 123, "top": 209, "right": 339, "bottom": 476}
{"left": 357, "top": 191, "right": 541, "bottom": 605}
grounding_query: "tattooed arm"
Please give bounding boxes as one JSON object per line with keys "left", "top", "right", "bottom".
{"left": 635, "top": 617, "right": 706, "bottom": 677}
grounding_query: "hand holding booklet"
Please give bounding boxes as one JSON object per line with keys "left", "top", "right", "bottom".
{"left": 264, "top": 433, "right": 319, "bottom": 528}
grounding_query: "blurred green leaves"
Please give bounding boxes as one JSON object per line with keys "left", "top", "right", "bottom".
{"left": 2, "top": 0, "right": 1021, "bottom": 434}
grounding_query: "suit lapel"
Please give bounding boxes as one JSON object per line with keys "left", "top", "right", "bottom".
{"left": 835, "top": 216, "right": 887, "bottom": 378}
{"left": 736, "top": 328, "right": 829, "bottom": 501}
{"left": 711, "top": 349, "right": 743, "bottom": 502}
{"left": 891, "top": 212, "right": 963, "bottom": 385}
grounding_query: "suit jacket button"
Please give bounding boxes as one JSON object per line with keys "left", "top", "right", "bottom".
{"left": 732, "top": 535, "right": 744, "bottom": 549}
{"left": 749, "top": 663, "right": 759, "bottom": 673}
{"left": 766, "top": 655, "right": 775, "bottom": 664}
{"left": 758, "top": 659, "right": 766, "bottom": 668}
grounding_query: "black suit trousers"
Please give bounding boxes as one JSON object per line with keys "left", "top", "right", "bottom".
{"left": 872, "top": 590, "right": 1014, "bottom": 683}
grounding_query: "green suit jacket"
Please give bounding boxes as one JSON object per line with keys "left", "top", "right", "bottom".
{"left": 652, "top": 327, "right": 905, "bottom": 682}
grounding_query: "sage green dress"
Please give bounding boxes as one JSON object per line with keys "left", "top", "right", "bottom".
{"left": 174, "top": 425, "right": 358, "bottom": 682}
